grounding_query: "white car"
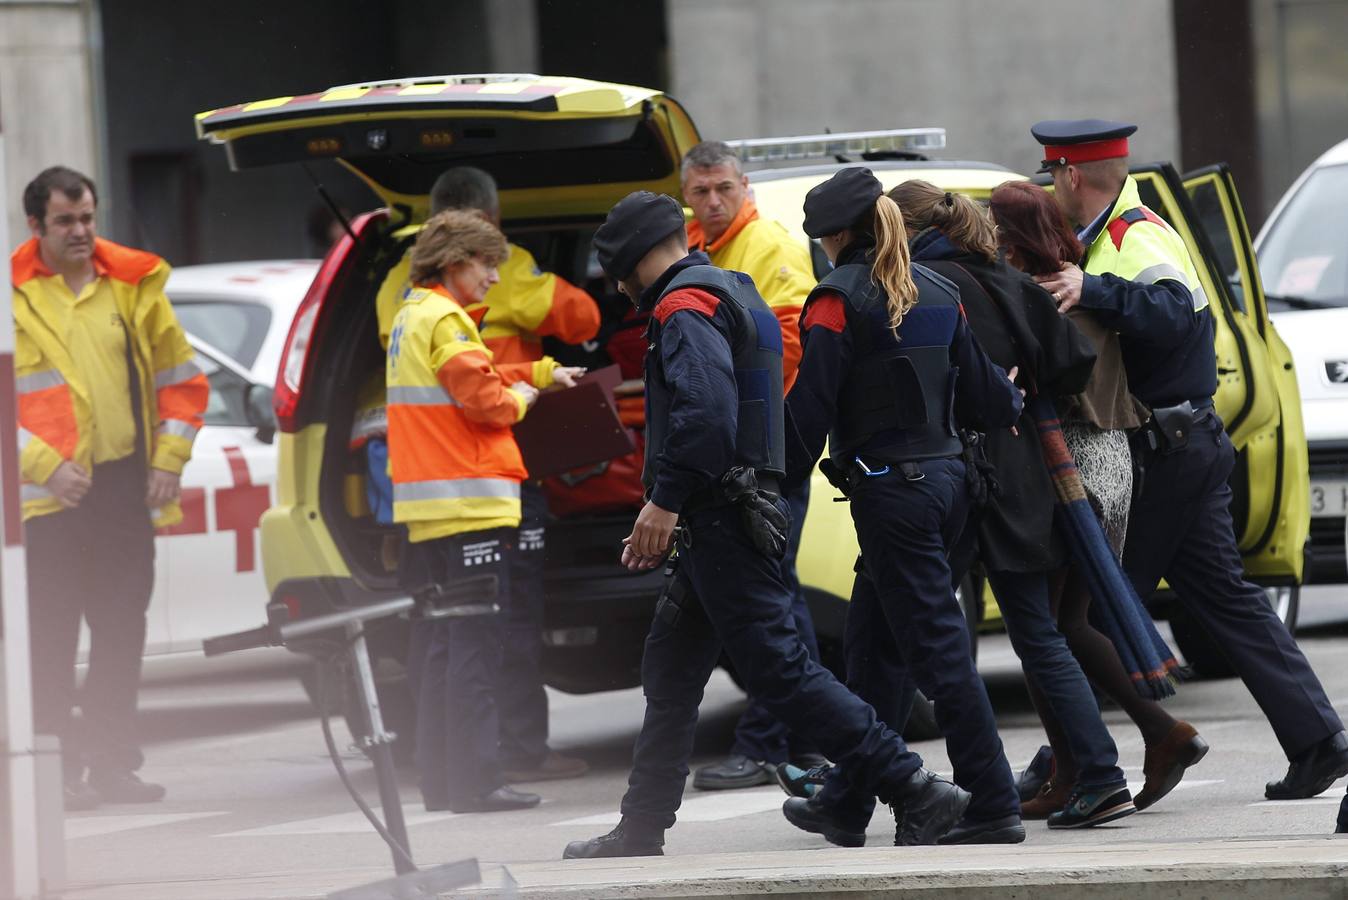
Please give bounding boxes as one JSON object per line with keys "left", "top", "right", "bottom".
{"left": 1254, "top": 141, "right": 1348, "bottom": 606}
{"left": 137, "top": 260, "right": 316, "bottom": 654}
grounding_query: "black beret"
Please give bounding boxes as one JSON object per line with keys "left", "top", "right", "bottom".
{"left": 802, "top": 167, "right": 883, "bottom": 239}
{"left": 593, "top": 191, "right": 686, "bottom": 281}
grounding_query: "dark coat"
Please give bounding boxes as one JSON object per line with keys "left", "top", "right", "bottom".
{"left": 911, "top": 229, "right": 1097, "bottom": 573}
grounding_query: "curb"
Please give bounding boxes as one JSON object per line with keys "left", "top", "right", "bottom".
{"left": 457, "top": 836, "right": 1348, "bottom": 899}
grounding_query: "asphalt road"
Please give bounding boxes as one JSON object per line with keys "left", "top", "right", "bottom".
{"left": 60, "top": 590, "right": 1348, "bottom": 900}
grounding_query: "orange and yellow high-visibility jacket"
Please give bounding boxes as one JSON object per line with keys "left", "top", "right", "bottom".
{"left": 11, "top": 237, "right": 208, "bottom": 526}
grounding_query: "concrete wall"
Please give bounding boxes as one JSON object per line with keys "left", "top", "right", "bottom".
{"left": 667, "top": 0, "right": 1181, "bottom": 177}
{"left": 0, "top": 1, "right": 101, "bottom": 254}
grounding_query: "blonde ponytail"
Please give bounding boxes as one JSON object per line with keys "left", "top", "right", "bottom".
{"left": 871, "top": 195, "right": 918, "bottom": 334}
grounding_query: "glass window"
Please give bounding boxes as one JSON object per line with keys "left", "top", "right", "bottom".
{"left": 170, "top": 300, "right": 272, "bottom": 369}
{"left": 1185, "top": 180, "right": 1246, "bottom": 313}
{"left": 1257, "top": 163, "right": 1348, "bottom": 310}
{"left": 195, "top": 351, "right": 249, "bottom": 427}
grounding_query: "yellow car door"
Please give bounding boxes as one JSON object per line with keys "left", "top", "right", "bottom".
{"left": 1181, "top": 165, "right": 1310, "bottom": 582}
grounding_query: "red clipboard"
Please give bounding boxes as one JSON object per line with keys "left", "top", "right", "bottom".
{"left": 513, "top": 365, "right": 637, "bottom": 480}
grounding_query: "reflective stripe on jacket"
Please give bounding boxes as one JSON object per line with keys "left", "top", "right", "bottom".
{"left": 11, "top": 238, "right": 207, "bottom": 525}
{"left": 385, "top": 284, "right": 554, "bottom": 540}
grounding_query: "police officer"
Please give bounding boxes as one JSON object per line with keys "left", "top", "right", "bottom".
{"left": 562, "top": 191, "right": 970, "bottom": 858}
{"left": 1031, "top": 120, "right": 1347, "bottom": 800}
{"left": 778, "top": 168, "right": 1026, "bottom": 846}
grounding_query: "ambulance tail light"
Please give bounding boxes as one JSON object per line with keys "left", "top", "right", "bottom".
{"left": 727, "top": 128, "right": 946, "bottom": 163}
{"left": 274, "top": 211, "right": 379, "bottom": 433}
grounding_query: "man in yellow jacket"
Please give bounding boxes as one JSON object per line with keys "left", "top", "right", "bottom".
{"left": 11, "top": 167, "right": 207, "bottom": 810}
{"left": 681, "top": 141, "right": 826, "bottom": 792}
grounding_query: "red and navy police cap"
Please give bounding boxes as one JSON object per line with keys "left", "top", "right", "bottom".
{"left": 1031, "top": 119, "right": 1138, "bottom": 173}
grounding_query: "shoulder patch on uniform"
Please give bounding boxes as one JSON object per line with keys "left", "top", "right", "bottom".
{"left": 802, "top": 294, "right": 846, "bottom": 333}
{"left": 654, "top": 288, "right": 720, "bottom": 324}
{"left": 1107, "top": 206, "right": 1168, "bottom": 251}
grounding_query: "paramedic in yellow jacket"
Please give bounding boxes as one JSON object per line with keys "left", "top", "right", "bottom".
{"left": 389, "top": 209, "right": 583, "bottom": 813}
{"left": 11, "top": 167, "right": 207, "bottom": 810}
{"left": 680, "top": 141, "right": 827, "bottom": 792}
{"left": 374, "top": 167, "right": 598, "bottom": 784}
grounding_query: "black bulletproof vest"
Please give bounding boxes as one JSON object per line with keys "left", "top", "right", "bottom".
{"left": 643, "top": 265, "right": 787, "bottom": 495}
{"left": 815, "top": 262, "right": 963, "bottom": 462}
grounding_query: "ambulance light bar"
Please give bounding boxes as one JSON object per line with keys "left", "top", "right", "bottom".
{"left": 328, "top": 73, "right": 543, "bottom": 92}
{"left": 727, "top": 128, "right": 946, "bottom": 163}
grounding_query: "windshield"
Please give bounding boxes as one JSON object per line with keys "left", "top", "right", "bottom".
{"left": 169, "top": 300, "right": 272, "bottom": 369}
{"left": 1257, "top": 163, "right": 1348, "bottom": 310}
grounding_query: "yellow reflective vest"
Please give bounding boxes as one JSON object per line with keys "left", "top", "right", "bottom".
{"left": 10, "top": 238, "right": 207, "bottom": 525}
{"left": 386, "top": 284, "right": 554, "bottom": 542}
{"left": 1082, "top": 176, "right": 1208, "bottom": 313}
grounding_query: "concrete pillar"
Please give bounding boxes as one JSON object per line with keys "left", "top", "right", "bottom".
{"left": 0, "top": 0, "right": 103, "bottom": 252}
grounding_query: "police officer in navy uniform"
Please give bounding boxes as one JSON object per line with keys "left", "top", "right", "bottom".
{"left": 1032, "top": 120, "right": 1347, "bottom": 801}
{"left": 778, "top": 168, "right": 1029, "bottom": 845}
{"left": 563, "top": 191, "right": 974, "bottom": 859}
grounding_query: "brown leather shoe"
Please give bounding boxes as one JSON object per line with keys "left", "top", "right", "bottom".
{"left": 1135, "top": 721, "right": 1209, "bottom": 810}
{"left": 1020, "top": 779, "right": 1074, "bottom": 819}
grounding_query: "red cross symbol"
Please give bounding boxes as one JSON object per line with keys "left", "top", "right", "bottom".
{"left": 214, "top": 446, "right": 271, "bottom": 572}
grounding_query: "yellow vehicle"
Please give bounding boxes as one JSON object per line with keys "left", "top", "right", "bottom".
{"left": 195, "top": 75, "right": 1307, "bottom": 745}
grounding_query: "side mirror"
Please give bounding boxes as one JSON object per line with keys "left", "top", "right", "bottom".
{"left": 245, "top": 383, "right": 276, "bottom": 445}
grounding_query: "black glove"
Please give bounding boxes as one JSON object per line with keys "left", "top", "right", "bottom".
{"left": 959, "top": 430, "right": 1001, "bottom": 510}
{"left": 719, "top": 467, "right": 790, "bottom": 559}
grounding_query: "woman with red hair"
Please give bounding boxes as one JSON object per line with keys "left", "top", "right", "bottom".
{"left": 989, "top": 181, "right": 1206, "bottom": 815}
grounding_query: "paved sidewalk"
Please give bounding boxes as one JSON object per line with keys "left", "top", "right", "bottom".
{"left": 458, "top": 836, "right": 1348, "bottom": 899}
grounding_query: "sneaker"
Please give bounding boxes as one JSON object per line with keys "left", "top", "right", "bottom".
{"left": 88, "top": 771, "right": 166, "bottom": 804}
{"left": 692, "top": 754, "right": 773, "bottom": 791}
{"left": 563, "top": 818, "right": 664, "bottom": 859}
{"left": 503, "top": 751, "right": 590, "bottom": 783}
{"left": 1047, "top": 785, "right": 1136, "bottom": 829}
{"left": 63, "top": 780, "right": 101, "bottom": 812}
{"left": 775, "top": 761, "right": 833, "bottom": 798}
{"left": 1015, "top": 745, "right": 1055, "bottom": 803}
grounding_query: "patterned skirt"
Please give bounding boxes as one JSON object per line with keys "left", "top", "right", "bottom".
{"left": 1061, "top": 421, "right": 1133, "bottom": 558}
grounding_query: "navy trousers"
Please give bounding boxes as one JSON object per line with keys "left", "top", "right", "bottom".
{"left": 818, "top": 458, "right": 1018, "bottom": 824}
{"left": 1124, "top": 413, "right": 1341, "bottom": 758}
{"left": 619, "top": 496, "right": 922, "bottom": 832}
{"left": 403, "top": 528, "right": 511, "bottom": 807}
{"left": 498, "top": 482, "right": 550, "bottom": 768}
{"left": 730, "top": 484, "right": 822, "bottom": 764}
{"left": 989, "top": 570, "right": 1125, "bottom": 791}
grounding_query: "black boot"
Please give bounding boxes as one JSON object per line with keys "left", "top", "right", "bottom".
{"left": 1266, "top": 731, "right": 1348, "bottom": 800}
{"left": 781, "top": 796, "right": 867, "bottom": 847}
{"left": 890, "top": 768, "right": 970, "bottom": 846}
{"left": 1336, "top": 792, "right": 1348, "bottom": 834}
{"left": 937, "top": 813, "right": 1026, "bottom": 845}
{"left": 563, "top": 818, "right": 664, "bottom": 859}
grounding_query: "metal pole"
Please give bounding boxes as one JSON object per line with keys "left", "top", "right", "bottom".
{"left": 345, "top": 621, "right": 414, "bottom": 875}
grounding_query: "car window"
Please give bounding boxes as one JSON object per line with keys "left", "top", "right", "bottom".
{"left": 1185, "top": 179, "right": 1246, "bottom": 313}
{"left": 194, "top": 351, "right": 250, "bottom": 427}
{"left": 1257, "top": 163, "right": 1348, "bottom": 310}
{"left": 170, "top": 300, "right": 271, "bottom": 369}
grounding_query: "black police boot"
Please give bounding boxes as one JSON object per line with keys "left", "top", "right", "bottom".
{"left": 890, "top": 768, "right": 970, "bottom": 846}
{"left": 692, "top": 754, "right": 774, "bottom": 790}
{"left": 1266, "top": 730, "right": 1348, "bottom": 800}
{"left": 781, "top": 796, "right": 867, "bottom": 847}
{"left": 562, "top": 818, "right": 664, "bottom": 859}
{"left": 937, "top": 814, "right": 1026, "bottom": 845}
{"left": 1336, "top": 792, "right": 1348, "bottom": 834}
{"left": 88, "top": 771, "right": 166, "bottom": 804}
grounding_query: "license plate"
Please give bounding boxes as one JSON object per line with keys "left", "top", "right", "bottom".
{"left": 1310, "top": 479, "right": 1348, "bottom": 518}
